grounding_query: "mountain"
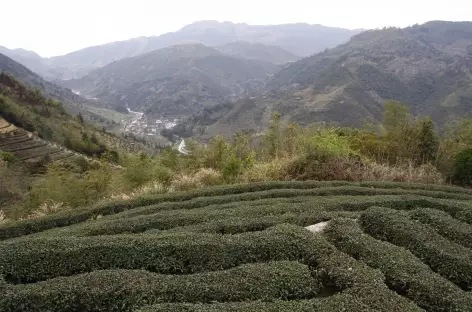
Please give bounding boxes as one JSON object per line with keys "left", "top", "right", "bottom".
{"left": 174, "top": 21, "right": 472, "bottom": 137}
{"left": 0, "top": 47, "right": 51, "bottom": 79}
{"left": 0, "top": 53, "right": 128, "bottom": 129}
{"left": 1, "top": 21, "right": 360, "bottom": 80}
{"left": 64, "top": 44, "right": 277, "bottom": 117}
{"left": 216, "top": 41, "right": 299, "bottom": 64}
{"left": 161, "top": 21, "right": 360, "bottom": 57}
{"left": 0, "top": 53, "right": 91, "bottom": 106}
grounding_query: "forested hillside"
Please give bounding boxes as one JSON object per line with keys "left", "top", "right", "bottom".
{"left": 180, "top": 21, "right": 472, "bottom": 136}
{"left": 0, "top": 73, "right": 154, "bottom": 217}
{"left": 216, "top": 41, "right": 300, "bottom": 64}
{"left": 0, "top": 53, "right": 128, "bottom": 129}
{"left": 64, "top": 44, "right": 277, "bottom": 117}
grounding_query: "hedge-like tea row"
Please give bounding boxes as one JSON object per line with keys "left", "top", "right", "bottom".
{"left": 104, "top": 187, "right": 472, "bottom": 221}
{"left": 360, "top": 207, "right": 472, "bottom": 290}
{"left": 295, "top": 227, "right": 422, "bottom": 312}
{"left": 0, "top": 261, "right": 319, "bottom": 312}
{"left": 155, "top": 211, "right": 359, "bottom": 235}
{"left": 410, "top": 208, "right": 472, "bottom": 249}
{"left": 48, "top": 196, "right": 365, "bottom": 236}
{"left": 325, "top": 218, "right": 472, "bottom": 312}
{"left": 2, "top": 181, "right": 471, "bottom": 240}
{"left": 135, "top": 297, "right": 378, "bottom": 312}
{"left": 0, "top": 181, "right": 349, "bottom": 240}
{"left": 135, "top": 301, "right": 320, "bottom": 312}
{"left": 0, "top": 225, "right": 311, "bottom": 283}
{"left": 37, "top": 194, "right": 466, "bottom": 237}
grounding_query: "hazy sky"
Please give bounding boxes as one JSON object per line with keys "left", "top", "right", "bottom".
{"left": 1, "top": 0, "right": 470, "bottom": 57}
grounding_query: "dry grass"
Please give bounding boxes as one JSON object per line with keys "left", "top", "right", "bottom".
{"left": 362, "top": 162, "right": 444, "bottom": 184}
{"left": 240, "top": 156, "right": 444, "bottom": 185}
{"left": 170, "top": 168, "right": 223, "bottom": 192}
{"left": 110, "top": 181, "right": 166, "bottom": 200}
{"left": 239, "top": 158, "right": 291, "bottom": 183}
{"left": 0, "top": 210, "right": 10, "bottom": 224}
{"left": 27, "top": 200, "right": 69, "bottom": 219}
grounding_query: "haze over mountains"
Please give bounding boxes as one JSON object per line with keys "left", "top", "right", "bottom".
{"left": 1, "top": 21, "right": 360, "bottom": 80}
{"left": 2, "top": 20, "right": 472, "bottom": 141}
{"left": 175, "top": 21, "right": 472, "bottom": 137}
{"left": 63, "top": 44, "right": 278, "bottom": 116}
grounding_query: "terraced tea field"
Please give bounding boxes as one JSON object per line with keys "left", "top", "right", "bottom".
{"left": 0, "top": 118, "right": 74, "bottom": 163}
{"left": 2, "top": 181, "right": 472, "bottom": 311}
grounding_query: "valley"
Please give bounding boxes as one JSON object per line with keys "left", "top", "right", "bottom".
{"left": 123, "top": 108, "right": 179, "bottom": 139}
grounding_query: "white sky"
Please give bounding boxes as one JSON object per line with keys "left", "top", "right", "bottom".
{"left": 1, "top": 0, "right": 471, "bottom": 57}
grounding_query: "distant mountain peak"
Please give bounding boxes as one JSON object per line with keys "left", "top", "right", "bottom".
{"left": 1, "top": 21, "right": 361, "bottom": 80}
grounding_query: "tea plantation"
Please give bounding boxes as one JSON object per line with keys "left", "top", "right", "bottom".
{"left": 2, "top": 181, "right": 472, "bottom": 311}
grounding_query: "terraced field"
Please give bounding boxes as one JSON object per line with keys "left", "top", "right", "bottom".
{"left": 1, "top": 181, "right": 472, "bottom": 311}
{"left": 0, "top": 118, "right": 74, "bottom": 163}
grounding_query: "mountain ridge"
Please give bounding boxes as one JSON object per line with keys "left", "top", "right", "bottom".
{"left": 0, "top": 21, "right": 361, "bottom": 79}
{"left": 63, "top": 43, "right": 278, "bottom": 117}
{"left": 170, "top": 21, "right": 472, "bottom": 138}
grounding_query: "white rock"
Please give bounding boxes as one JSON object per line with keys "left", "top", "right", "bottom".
{"left": 305, "top": 221, "right": 329, "bottom": 233}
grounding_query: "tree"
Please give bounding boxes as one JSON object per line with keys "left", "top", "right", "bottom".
{"left": 265, "top": 113, "right": 282, "bottom": 159}
{"left": 383, "top": 101, "right": 410, "bottom": 133}
{"left": 416, "top": 117, "right": 439, "bottom": 164}
{"left": 453, "top": 148, "right": 472, "bottom": 185}
{"left": 77, "top": 113, "right": 84, "bottom": 124}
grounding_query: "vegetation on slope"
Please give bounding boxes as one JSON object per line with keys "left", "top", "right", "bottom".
{"left": 1, "top": 21, "right": 359, "bottom": 79}
{"left": 187, "top": 21, "right": 472, "bottom": 133}
{"left": 64, "top": 44, "right": 277, "bottom": 117}
{"left": 0, "top": 52, "right": 125, "bottom": 129}
{"left": 5, "top": 100, "right": 472, "bottom": 220}
{"left": 216, "top": 41, "right": 300, "bottom": 64}
{"left": 0, "top": 73, "right": 156, "bottom": 218}
{"left": 1, "top": 181, "right": 472, "bottom": 311}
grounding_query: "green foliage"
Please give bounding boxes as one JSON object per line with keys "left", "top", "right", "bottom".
{"left": 0, "top": 226, "right": 313, "bottom": 283}
{"left": 416, "top": 117, "right": 439, "bottom": 163}
{"left": 1, "top": 262, "right": 317, "bottom": 312}
{"left": 0, "top": 152, "right": 15, "bottom": 162}
{"left": 2, "top": 183, "right": 470, "bottom": 311}
{"left": 360, "top": 206, "right": 472, "bottom": 290}
{"left": 27, "top": 162, "right": 113, "bottom": 210}
{"left": 410, "top": 208, "right": 472, "bottom": 249}
{"left": 383, "top": 101, "right": 410, "bottom": 132}
{"left": 265, "top": 112, "right": 283, "bottom": 158}
{"left": 2, "top": 180, "right": 470, "bottom": 239}
{"left": 326, "top": 218, "right": 472, "bottom": 312}
{"left": 452, "top": 148, "right": 472, "bottom": 185}
{"left": 123, "top": 153, "right": 171, "bottom": 187}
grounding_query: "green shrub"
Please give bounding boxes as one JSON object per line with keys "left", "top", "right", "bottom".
{"left": 0, "top": 225, "right": 313, "bottom": 283}
{"left": 409, "top": 208, "right": 472, "bottom": 249}
{"left": 135, "top": 298, "right": 378, "bottom": 312}
{"left": 360, "top": 207, "right": 472, "bottom": 290}
{"left": 156, "top": 211, "right": 358, "bottom": 235}
{"left": 0, "top": 262, "right": 318, "bottom": 312}
{"left": 1, "top": 181, "right": 471, "bottom": 240}
{"left": 453, "top": 148, "right": 472, "bottom": 185}
{"left": 298, "top": 226, "right": 421, "bottom": 312}
{"left": 325, "top": 218, "right": 472, "bottom": 312}
{"left": 40, "top": 187, "right": 472, "bottom": 237}
{"left": 0, "top": 152, "right": 15, "bottom": 162}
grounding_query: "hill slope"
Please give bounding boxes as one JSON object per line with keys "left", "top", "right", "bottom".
{"left": 64, "top": 44, "right": 277, "bottom": 117}
{"left": 216, "top": 41, "right": 300, "bottom": 64}
{"left": 1, "top": 181, "right": 472, "bottom": 311}
{"left": 0, "top": 53, "right": 135, "bottom": 130}
{"left": 1, "top": 21, "right": 360, "bottom": 79}
{"left": 188, "top": 21, "right": 472, "bottom": 135}
{"left": 0, "top": 72, "right": 154, "bottom": 160}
